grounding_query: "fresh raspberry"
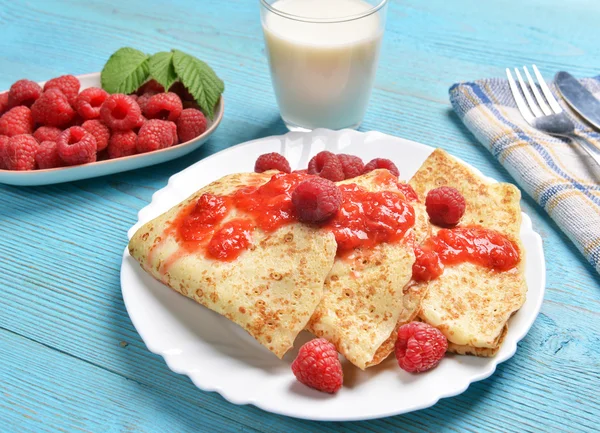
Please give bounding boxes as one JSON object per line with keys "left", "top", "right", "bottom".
{"left": 107, "top": 130, "right": 138, "bottom": 159}
{"left": 254, "top": 152, "right": 291, "bottom": 173}
{"left": 8, "top": 79, "right": 42, "bottom": 108}
{"left": 3, "top": 134, "right": 38, "bottom": 170}
{"left": 136, "top": 119, "right": 176, "bottom": 153}
{"left": 31, "top": 88, "right": 76, "bottom": 128}
{"left": 75, "top": 87, "right": 108, "bottom": 120}
{"left": 0, "top": 106, "right": 34, "bottom": 136}
{"left": 307, "top": 151, "right": 344, "bottom": 181}
{"left": 292, "top": 177, "right": 342, "bottom": 223}
{"left": 137, "top": 79, "right": 164, "bottom": 95}
{"left": 0, "top": 93, "right": 9, "bottom": 115}
{"left": 82, "top": 119, "right": 110, "bottom": 152}
{"left": 129, "top": 94, "right": 139, "bottom": 102}
{"left": 35, "top": 140, "right": 63, "bottom": 169}
{"left": 43, "top": 75, "right": 80, "bottom": 106}
{"left": 33, "top": 126, "right": 62, "bottom": 143}
{"left": 176, "top": 108, "right": 206, "bottom": 142}
{"left": 291, "top": 338, "right": 343, "bottom": 393}
{"left": 0, "top": 135, "right": 8, "bottom": 169}
{"left": 143, "top": 92, "right": 183, "bottom": 121}
{"left": 395, "top": 322, "right": 448, "bottom": 373}
{"left": 337, "top": 154, "right": 364, "bottom": 179}
{"left": 57, "top": 126, "right": 97, "bottom": 165}
{"left": 412, "top": 246, "right": 443, "bottom": 282}
{"left": 397, "top": 183, "right": 419, "bottom": 201}
{"left": 425, "top": 186, "right": 466, "bottom": 226}
{"left": 363, "top": 158, "right": 400, "bottom": 177}
{"left": 169, "top": 82, "right": 195, "bottom": 101}
{"left": 136, "top": 92, "right": 156, "bottom": 113}
{"left": 100, "top": 94, "right": 143, "bottom": 131}
{"left": 167, "top": 120, "right": 178, "bottom": 145}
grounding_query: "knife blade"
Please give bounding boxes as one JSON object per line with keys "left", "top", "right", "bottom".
{"left": 555, "top": 71, "right": 600, "bottom": 130}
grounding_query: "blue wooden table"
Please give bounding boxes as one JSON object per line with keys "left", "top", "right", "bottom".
{"left": 1, "top": 0, "right": 599, "bottom": 431}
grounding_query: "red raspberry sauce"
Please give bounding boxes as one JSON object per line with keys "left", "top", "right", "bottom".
{"left": 413, "top": 227, "right": 520, "bottom": 281}
{"left": 168, "top": 172, "right": 417, "bottom": 262}
{"left": 325, "top": 184, "right": 415, "bottom": 256}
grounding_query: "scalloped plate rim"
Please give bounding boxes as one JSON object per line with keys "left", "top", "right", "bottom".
{"left": 121, "top": 129, "right": 545, "bottom": 421}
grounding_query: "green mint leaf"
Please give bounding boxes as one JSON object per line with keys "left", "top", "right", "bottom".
{"left": 172, "top": 49, "right": 224, "bottom": 119}
{"left": 101, "top": 47, "right": 150, "bottom": 94}
{"left": 148, "top": 51, "right": 178, "bottom": 91}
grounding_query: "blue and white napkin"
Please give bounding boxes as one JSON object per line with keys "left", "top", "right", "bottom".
{"left": 450, "top": 75, "right": 600, "bottom": 274}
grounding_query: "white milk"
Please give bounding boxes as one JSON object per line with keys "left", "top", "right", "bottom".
{"left": 262, "top": 0, "right": 385, "bottom": 130}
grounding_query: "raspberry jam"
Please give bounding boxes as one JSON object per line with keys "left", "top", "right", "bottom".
{"left": 413, "top": 227, "right": 520, "bottom": 281}
{"left": 171, "top": 173, "right": 308, "bottom": 261}
{"left": 325, "top": 184, "right": 415, "bottom": 255}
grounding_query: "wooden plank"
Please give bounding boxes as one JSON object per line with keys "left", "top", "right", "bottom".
{"left": 0, "top": 0, "right": 599, "bottom": 431}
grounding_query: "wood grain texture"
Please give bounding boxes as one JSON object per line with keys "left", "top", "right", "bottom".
{"left": 1, "top": 0, "right": 599, "bottom": 431}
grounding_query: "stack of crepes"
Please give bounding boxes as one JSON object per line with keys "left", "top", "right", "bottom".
{"left": 128, "top": 149, "right": 528, "bottom": 369}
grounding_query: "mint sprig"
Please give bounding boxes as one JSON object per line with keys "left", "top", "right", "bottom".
{"left": 148, "top": 51, "right": 178, "bottom": 92}
{"left": 172, "top": 50, "right": 224, "bottom": 120}
{"left": 101, "top": 47, "right": 224, "bottom": 120}
{"left": 101, "top": 48, "right": 150, "bottom": 94}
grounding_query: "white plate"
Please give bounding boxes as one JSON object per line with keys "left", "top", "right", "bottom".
{"left": 121, "top": 129, "right": 545, "bottom": 421}
{"left": 0, "top": 72, "right": 223, "bottom": 186}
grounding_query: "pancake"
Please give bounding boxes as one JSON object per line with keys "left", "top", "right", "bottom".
{"left": 409, "top": 149, "right": 527, "bottom": 355}
{"left": 306, "top": 170, "right": 422, "bottom": 369}
{"left": 128, "top": 171, "right": 337, "bottom": 358}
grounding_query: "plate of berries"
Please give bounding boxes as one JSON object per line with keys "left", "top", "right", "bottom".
{"left": 121, "top": 128, "right": 545, "bottom": 421}
{"left": 0, "top": 72, "right": 223, "bottom": 186}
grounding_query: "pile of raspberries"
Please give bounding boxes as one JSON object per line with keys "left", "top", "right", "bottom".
{"left": 0, "top": 76, "right": 207, "bottom": 170}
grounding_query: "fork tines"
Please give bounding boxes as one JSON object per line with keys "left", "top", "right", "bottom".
{"left": 506, "top": 65, "right": 563, "bottom": 123}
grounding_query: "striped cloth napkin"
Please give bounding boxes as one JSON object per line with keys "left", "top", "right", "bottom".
{"left": 449, "top": 76, "right": 600, "bottom": 274}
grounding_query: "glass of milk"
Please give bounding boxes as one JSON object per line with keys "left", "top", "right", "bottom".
{"left": 260, "top": 0, "right": 388, "bottom": 131}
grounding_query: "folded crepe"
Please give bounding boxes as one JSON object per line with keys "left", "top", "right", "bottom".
{"left": 409, "top": 149, "right": 527, "bottom": 356}
{"left": 306, "top": 170, "right": 427, "bottom": 369}
{"left": 128, "top": 171, "right": 337, "bottom": 358}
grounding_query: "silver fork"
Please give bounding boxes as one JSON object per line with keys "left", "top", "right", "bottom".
{"left": 506, "top": 65, "right": 600, "bottom": 167}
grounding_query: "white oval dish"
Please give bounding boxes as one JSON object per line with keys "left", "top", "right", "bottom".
{"left": 0, "top": 72, "right": 223, "bottom": 186}
{"left": 121, "top": 129, "right": 545, "bottom": 421}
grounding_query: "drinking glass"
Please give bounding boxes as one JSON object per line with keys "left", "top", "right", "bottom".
{"left": 260, "top": 0, "right": 388, "bottom": 131}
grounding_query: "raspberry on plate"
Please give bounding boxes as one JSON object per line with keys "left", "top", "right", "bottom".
{"left": 108, "top": 130, "right": 138, "bottom": 159}
{"left": 0, "top": 106, "right": 34, "bottom": 137}
{"left": 8, "top": 79, "right": 42, "bottom": 108}
{"left": 363, "top": 158, "right": 400, "bottom": 177}
{"left": 82, "top": 119, "right": 110, "bottom": 152}
{"left": 57, "top": 126, "right": 97, "bottom": 166}
{"left": 292, "top": 177, "right": 342, "bottom": 223}
{"left": 137, "top": 79, "right": 165, "bottom": 95}
{"left": 307, "top": 151, "right": 345, "bottom": 181}
{"left": 75, "top": 87, "right": 108, "bottom": 120}
{"left": 136, "top": 92, "right": 157, "bottom": 113}
{"left": 337, "top": 153, "right": 364, "bottom": 179}
{"left": 143, "top": 92, "right": 183, "bottom": 122}
{"left": 425, "top": 186, "right": 466, "bottom": 226}
{"left": 0, "top": 93, "right": 8, "bottom": 116}
{"left": 100, "top": 94, "right": 143, "bottom": 131}
{"left": 0, "top": 135, "right": 9, "bottom": 169}
{"left": 254, "top": 152, "right": 291, "bottom": 173}
{"left": 136, "top": 119, "right": 175, "bottom": 153}
{"left": 395, "top": 322, "right": 448, "bottom": 373}
{"left": 43, "top": 75, "right": 80, "bottom": 106}
{"left": 35, "top": 140, "right": 63, "bottom": 169}
{"left": 291, "top": 338, "right": 343, "bottom": 394}
{"left": 3, "top": 134, "right": 38, "bottom": 170}
{"left": 176, "top": 108, "right": 207, "bottom": 143}
{"left": 31, "top": 88, "right": 76, "bottom": 128}
{"left": 33, "top": 126, "right": 62, "bottom": 143}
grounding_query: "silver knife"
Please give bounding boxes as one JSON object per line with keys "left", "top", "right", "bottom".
{"left": 555, "top": 71, "right": 600, "bottom": 130}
